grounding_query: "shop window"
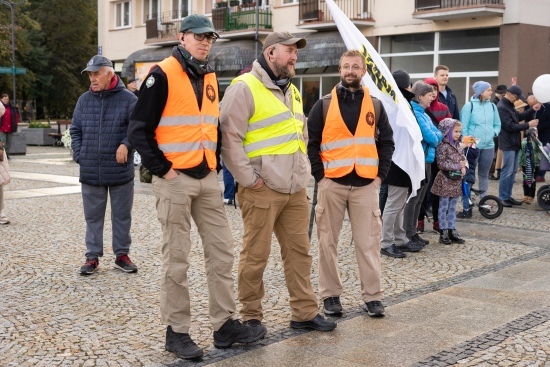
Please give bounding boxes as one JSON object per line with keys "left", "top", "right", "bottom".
{"left": 382, "top": 55, "right": 434, "bottom": 74}
{"left": 440, "top": 28, "right": 499, "bottom": 51}
{"left": 302, "top": 77, "right": 320, "bottom": 117}
{"left": 380, "top": 33, "right": 434, "bottom": 54}
{"left": 439, "top": 52, "right": 499, "bottom": 73}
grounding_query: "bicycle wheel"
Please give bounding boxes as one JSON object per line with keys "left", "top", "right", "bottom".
{"left": 536, "top": 185, "right": 550, "bottom": 210}
{"left": 478, "top": 195, "right": 503, "bottom": 219}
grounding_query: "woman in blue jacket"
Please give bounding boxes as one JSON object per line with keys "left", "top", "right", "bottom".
{"left": 399, "top": 81, "right": 443, "bottom": 252}
{"left": 458, "top": 81, "right": 501, "bottom": 217}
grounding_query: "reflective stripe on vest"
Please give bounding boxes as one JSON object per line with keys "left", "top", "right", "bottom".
{"left": 320, "top": 86, "right": 379, "bottom": 178}
{"left": 231, "top": 73, "right": 305, "bottom": 158}
{"left": 155, "top": 56, "right": 219, "bottom": 170}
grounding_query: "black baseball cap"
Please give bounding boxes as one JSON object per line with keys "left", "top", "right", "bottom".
{"left": 507, "top": 85, "right": 525, "bottom": 100}
{"left": 82, "top": 55, "right": 113, "bottom": 74}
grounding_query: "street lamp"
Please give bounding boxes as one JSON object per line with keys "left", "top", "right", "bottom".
{"left": 1, "top": 0, "right": 25, "bottom": 106}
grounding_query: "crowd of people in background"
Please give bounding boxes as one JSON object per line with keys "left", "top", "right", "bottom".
{"left": 379, "top": 65, "right": 547, "bottom": 259}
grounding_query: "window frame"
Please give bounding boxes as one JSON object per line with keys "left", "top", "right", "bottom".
{"left": 172, "top": 0, "right": 191, "bottom": 20}
{"left": 115, "top": 1, "right": 132, "bottom": 28}
{"left": 144, "top": 0, "right": 160, "bottom": 22}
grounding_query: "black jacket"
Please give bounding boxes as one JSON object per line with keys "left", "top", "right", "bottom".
{"left": 535, "top": 103, "right": 550, "bottom": 145}
{"left": 497, "top": 97, "right": 535, "bottom": 151}
{"left": 307, "top": 84, "right": 395, "bottom": 186}
{"left": 383, "top": 87, "right": 414, "bottom": 188}
{"left": 128, "top": 46, "right": 221, "bottom": 178}
{"left": 438, "top": 85, "right": 460, "bottom": 120}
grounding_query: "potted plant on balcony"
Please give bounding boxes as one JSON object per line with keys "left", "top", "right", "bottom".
{"left": 216, "top": 0, "right": 228, "bottom": 8}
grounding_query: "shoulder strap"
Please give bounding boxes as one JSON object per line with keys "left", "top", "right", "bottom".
{"left": 371, "top": 96, "right": 381, "bottom": 141}
{"left": 322, "top": 94, "right": 332, "bottom": 122}
{"left": 372, "top": 97, "right": 381, "bottom": 124}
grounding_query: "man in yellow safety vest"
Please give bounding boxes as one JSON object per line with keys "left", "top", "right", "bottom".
{"left": 220, "top": 32, "right": 337, "bottom": 334}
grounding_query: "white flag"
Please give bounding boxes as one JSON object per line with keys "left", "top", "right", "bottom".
{"left": 325, "top": 0, "right": 426, "bottom": 197}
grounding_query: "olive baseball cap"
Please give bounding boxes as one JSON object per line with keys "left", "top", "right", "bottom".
{"left": 179, "top": 14, "right": 219, "bottom": 38}
{"left": 262, "top": 32, "right": 306, "bottom": 51}
{"left": 82, "top": 55, "right": 113, "bottom": 74}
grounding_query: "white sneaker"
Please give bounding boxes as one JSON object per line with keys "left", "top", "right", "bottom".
{"left": 0, "top": 214, "right": 10, "bottom": 225}
{"left": 223, "top": 198, "right": 233, "bottom": 205}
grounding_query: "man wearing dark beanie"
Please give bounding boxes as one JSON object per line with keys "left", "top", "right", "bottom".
{"left": 392, "top": 69, "right": 411, "bottom": 90}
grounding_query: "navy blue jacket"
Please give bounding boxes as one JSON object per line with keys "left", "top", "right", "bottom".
{"left": 438, "top": 85, "right": 460, "bottom": 120}
{"left": 71, "top": 75, "right": 137, "bottom": 186}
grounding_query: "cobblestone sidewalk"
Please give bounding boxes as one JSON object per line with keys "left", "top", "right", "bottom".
{"left": 1, "top": 147, "right": 549, "bottom": 366}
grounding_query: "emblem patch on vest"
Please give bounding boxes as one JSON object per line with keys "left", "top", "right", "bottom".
{"left": 146, "top": 76, "right": 155, "bottom": 88}
{"left": 293, "top": 88, "right": 301, "bottom": 103}
{"left": 366, "top": 112, "right": 375, "bottom": 126}
{"left": 206, "top": 84, "right": 216, "bottom": 103}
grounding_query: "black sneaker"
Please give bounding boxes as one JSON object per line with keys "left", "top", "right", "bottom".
{"left": 364, "top": 301, "right": 385, "bottom": 317}
{"left": 165, "top": 325, "right": 203, "bottom": 360}
{"left": 213, "top": 318, "right": 263, "bottom": 348}
{"left": 290, "top": 313, "right": 337, "bottom": 331}
{"left": 323, "top": 297, "right": 343, "bottom": 315}
{"left": 412, "top": 234, "right": 429, "bottom": 245}
{"left": 396, "top": 240, "right": 423, "bottom": 252}
{"left": 381, "top": 244, "right": 406, "bottom": 258}
{"left": 80, "top": 258, "right": 99, "bottom": 275}
{"left": 243, "top": 319, "right": 268, "bottom": 340}
{"left": 114, "top": 254, "right": 138, "bottom": 273}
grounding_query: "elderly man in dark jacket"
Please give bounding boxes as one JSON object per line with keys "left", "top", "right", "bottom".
{"left": 71, "top": 55, "right": 138, "bottom": 275}
{"left": 497, "top": 85, "right": 539, "bottom": 207}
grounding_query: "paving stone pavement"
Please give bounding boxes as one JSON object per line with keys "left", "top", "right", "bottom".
{"left": 1, "top": 146, "right": 550, "bottom": 366}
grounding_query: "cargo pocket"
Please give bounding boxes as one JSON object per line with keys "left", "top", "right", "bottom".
{"left": 168, "top": 195, "right": 189, "bottom": 224}
{"left": 371, "top": 209, "right": 382, "bottom": 237}
{"left": 315, "top": 205, "right": 328, "bottom": 234}
{"left": 155, "top": 176, "right": 189, "bottom": 226}
{"left": 251, "top": 200, "right": 270, "bottom": 227}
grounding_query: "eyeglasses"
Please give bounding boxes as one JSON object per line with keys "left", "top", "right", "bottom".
{"left": 340, "top": 65, "right": 363, "bottom": 71}
{"left": 186, "top": 32, "right": 217, "bottom": 44}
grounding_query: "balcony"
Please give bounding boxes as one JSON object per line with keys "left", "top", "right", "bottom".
{"left": 413, "top": 0, "right": 505, "bottom": 21}
{"left": 145, "top": 11, "right": 188, "bottom": 46}
{"left": 212, "top": 5, "right": 272, "bottom": 40}
{"left": 297, "top": 0, "right": 375, "bottom": 30}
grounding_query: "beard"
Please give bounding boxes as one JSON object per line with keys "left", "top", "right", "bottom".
{"left": 273, "top": 61, "right": 296, "bottom": 79}
{"left": 341, "top": 74, "right": 361, "bottom": 90}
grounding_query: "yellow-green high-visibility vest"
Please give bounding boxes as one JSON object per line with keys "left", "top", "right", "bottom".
{"left": 231, "top": 73, "right": 305, "bottom": 158}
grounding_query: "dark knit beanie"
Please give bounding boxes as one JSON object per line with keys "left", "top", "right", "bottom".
{"left": 392, "top": 69, "right": 411, "bottom": 89}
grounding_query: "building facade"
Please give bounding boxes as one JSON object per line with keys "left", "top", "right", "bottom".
{"left": 98, "top": 0, "right": 550, "bottom": 114}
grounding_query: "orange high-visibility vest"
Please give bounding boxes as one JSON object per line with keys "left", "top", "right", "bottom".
{"left": 155, "top": 56, "right": 219, "bottom": 170}
{"left": 320, "top": 86, "right": 379, "bottom": 178}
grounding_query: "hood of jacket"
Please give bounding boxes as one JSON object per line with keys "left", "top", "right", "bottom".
{"left": 438, "top": 117, "right": 457, "bottom": 142}
{"left": 424, "top": 78, "right": 440, "bottom": 102}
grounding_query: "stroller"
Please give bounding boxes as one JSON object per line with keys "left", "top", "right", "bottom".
{"left": 525, "top": 129, "right": 550, "bottom": 210}
{"left": 461, "top": 139, "right": 504, "bottom": 219}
